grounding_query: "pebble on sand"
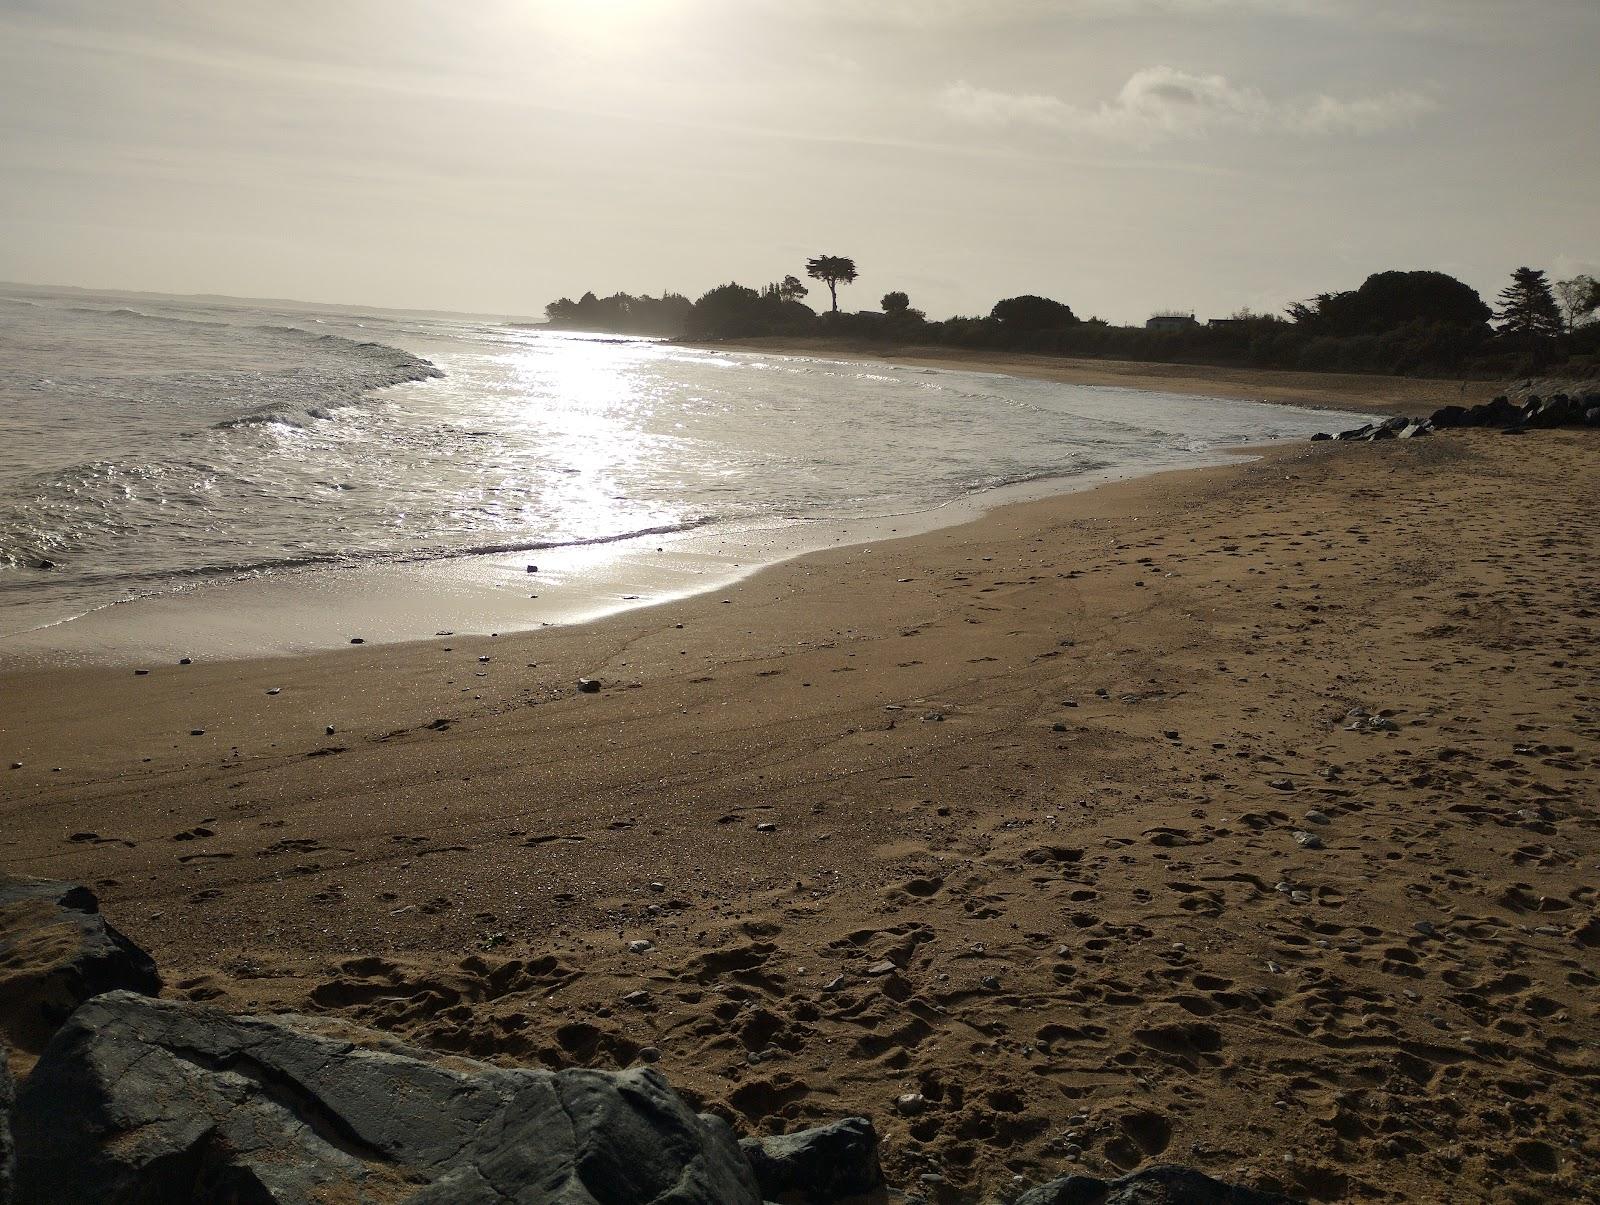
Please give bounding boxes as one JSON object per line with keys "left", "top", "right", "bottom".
{"left": 578, "top": 678, "right": 601, "bottom": 694}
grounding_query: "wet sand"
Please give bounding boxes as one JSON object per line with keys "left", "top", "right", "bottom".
{"left": 705, "top": 338, "right": 1503, "bottom": 416}
{"left": 2, "top": 416, "right": 1597, "bottom": 1199}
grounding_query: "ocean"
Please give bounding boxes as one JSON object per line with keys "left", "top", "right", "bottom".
{"left": 0, "top": 285, "right": 1346, "bottom": 654}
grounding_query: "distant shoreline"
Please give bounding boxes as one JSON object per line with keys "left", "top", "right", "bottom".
{"left": 686, "top": 336, "right": 1504, "bottom": 416}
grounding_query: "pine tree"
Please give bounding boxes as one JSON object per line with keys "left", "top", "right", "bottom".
{"left": 1494, "top": 267, "right": 1564, "bottom": 340}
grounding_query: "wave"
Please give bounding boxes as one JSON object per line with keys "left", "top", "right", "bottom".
{"left": 65, "top": 305, "right": 229, "bottom": 329}
{"left": 1, "top": 517, "right": 719, "bottom": 585}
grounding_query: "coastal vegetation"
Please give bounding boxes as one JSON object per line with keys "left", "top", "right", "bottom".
{"left": 541, "top": 260, "right": 1600, "bottom": 380}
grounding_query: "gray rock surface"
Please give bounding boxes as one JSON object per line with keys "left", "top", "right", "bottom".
{"left": 13, "top": 991, "right": 760, "bottom": 1204}
{"left": 0, "top": 875, "right": 161, "bottom": 1055}
{"left": 1014, "top": 1164, "right": 1301, "bottom": 1204}
{"left": 739, "top": 1116, "right": 882, "bottom": 1202}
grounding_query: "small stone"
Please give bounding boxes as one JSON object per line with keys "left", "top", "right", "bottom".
{"left": 1052, "top": 722, "right": 1068, "bottom": 732}
{"left": 822, "top": 975, "right": 845, "bottom": 992}
{"left": 980, "top": 974, "right": 1001, "bottom": 990}
{"left": 637, "top": 1046, "right": 660, "bottom": 1063}
{"left": 627, "top": 939, "right": 654, "bottom": 954}
{"left": 1290, "top": 890, "right": 1312, "bottom": 905}
{"left": 1293, "top": 830, "right": 1325, "bottom": 850}
{"left": 1304, "top": 810, "right": 1331, "bottom": 825}
{"left": 1163, "top": 730, "right": 1180, "bottom": 740}
{"left": 577, "top": 678, "right": 601, "bottom": 693}
{"left": 349, "top": 637, "right": 364, "bottom": 644}
{"left": 134, "top": 669, "right": 149, "bottom": 676}
{"left": 648, "top": 881, "right": 665, "bottom": 892}
{"left": 179, "top": 658, "right": 192, "bottom": 665}
{"left": 1413, "top": 920, "right": 1437, "bottom": 938}
{"left": 865, "top": 959, "right": 896, "bottom": 976}
{"left": 9, "top": 762, "right": 21, "bottom": 770}
{"left": 325, "top": 725, "right": 336, "bottom": 736}
{"left": 189, "top": 729, "right": 204, "bottom": 737}
{"left": 756, "top": 822, "right": 777, "bottom": 832}
{"left": 895, "top": 1092, "right": 929, "bottom": 1116}
{"left": 526, "top": 564, "right": 538, "bottom": 573}
{"left": 266, "top": 688, "right": 281, "bottom": 695}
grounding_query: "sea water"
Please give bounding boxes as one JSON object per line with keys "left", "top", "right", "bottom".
{"left": 0, "top": 285, "right": 1345, "bottom": 647}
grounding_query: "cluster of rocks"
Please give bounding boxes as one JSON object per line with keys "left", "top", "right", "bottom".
{"left": 0, "top": 874, "right": 1301, "bottom": 1203}
{"left": 1314, "top": 390, "right": 1600, "bottom": 442}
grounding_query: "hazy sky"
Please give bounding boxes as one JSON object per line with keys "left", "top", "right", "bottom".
{"left": 2, "top": 0, "right": 1596, "bottom": 322}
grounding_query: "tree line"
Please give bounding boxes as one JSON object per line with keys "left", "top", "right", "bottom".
{"left": 540, "top": 258, "right": 1600, "bottom": 378}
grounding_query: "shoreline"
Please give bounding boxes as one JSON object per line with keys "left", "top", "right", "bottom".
{"left": 3, "top": 425, "right": 1597, "bottom": 1200}
{"left": 0, "top": 346, "right": 1360, "bottom": 668}
{"left": 692, "top": 338, "right": 1503, "bottom": 416}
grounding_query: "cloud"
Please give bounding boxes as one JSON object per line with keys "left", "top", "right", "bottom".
{"left": 940, "top": 67, "right": 1437, "bottom": 143}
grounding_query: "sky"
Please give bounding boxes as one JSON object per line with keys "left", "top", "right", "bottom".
{"left": 1, "top": 0, "right": 1596, "bottom": 323}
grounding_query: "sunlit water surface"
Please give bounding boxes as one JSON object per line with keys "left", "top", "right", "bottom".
{"left": 0, "top": 287, "right": 1347, "bottom": 639}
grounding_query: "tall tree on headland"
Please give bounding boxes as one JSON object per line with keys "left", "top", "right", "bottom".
{"left": 1495, "top": 267, "right": 1564, "bottom": 341}
{"left": 806, "top": 255, "right": 858, "bottom": 314}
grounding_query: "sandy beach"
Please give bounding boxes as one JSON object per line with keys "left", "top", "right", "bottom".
{"left": 2, "top": 362, "right": 1597, "bottom": 1201}
{"left": 701, "top": 340, "right": 1508, "bottom": 417}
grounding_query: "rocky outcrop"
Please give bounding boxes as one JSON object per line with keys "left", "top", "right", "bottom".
{"left": 1014, "top": 1164, "right": 1300, "bottom": 1204}
{"left": 0, "top": 876, "right": 161, "bottom": 1056}
{"left": 1324, "top": 391, "right": 1600, "bottom": 443}
{"left": 740, "top": 1116, "right": 883, "bottom": 1202}
{"left": 1332, "top": 416, "right": 1432, "bottom": 442}
{"left": 14, "top": 991, "right": 761, "bottom": 1204}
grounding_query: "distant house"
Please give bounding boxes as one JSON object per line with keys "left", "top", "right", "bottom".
{"left": 1145, "top": 312, "right": 1198, "bottom": 333}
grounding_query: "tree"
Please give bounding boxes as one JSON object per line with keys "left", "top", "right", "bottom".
{"left": 805, "top": 255, "right": 858, "bottom": 314}
{"left": 1495, "top": 267, "right": 1564, "bottom": 341}
{"left": 1288, "top": 270, "right": 1490, "bottom": 335}
{"left": 778, "top": 274, "right": 808, "bottom": 303}
{"left": 1553, "top": 274, "right": 1599, "bottom": 332}
{"left": 989, "top": 294, "right": 1078, "bottom": 332}
{"left": 881, "top": 291, "right": 910, "bottom": 315}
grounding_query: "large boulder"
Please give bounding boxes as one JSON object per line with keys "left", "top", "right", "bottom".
{"left": 740, "top": 1116, "right": 882, "bottom": 1202}
{"left": 0, "top": 876, "right": 160, "bottom": 1056}
{"left": 13, "top": 991, "right": 761, "bottom": 1204}
{"left": 1015, "top": 1164, "right": 1301, "bottom": 1204}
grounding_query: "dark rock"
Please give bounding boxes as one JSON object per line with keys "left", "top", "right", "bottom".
{"left": 740, "top": 1116, "right": 882, "bottom": 1203}
{"left": 1332, "top": 423, "right": 1373, "bottom": 441}
{"left": 1429, "top": 404, "right": 1467, "bottom": 428}
{"left": 1016, "top": 1164, "right": 1302, "bottom": 1205}
{"left": 1, "top": 1045, "right": 12, "bottom": 1205}
{"left": 1309, "top": 432, "right": 1331, "bottom": 441}
{"left": 578, "top": 677, "right": 602, "bottom": 693}
{"left": 14, "top": 991, "right": 761, "bottom": 1204}
{"left": 0, "top": 876, "right": 161, "bottom": 1056}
